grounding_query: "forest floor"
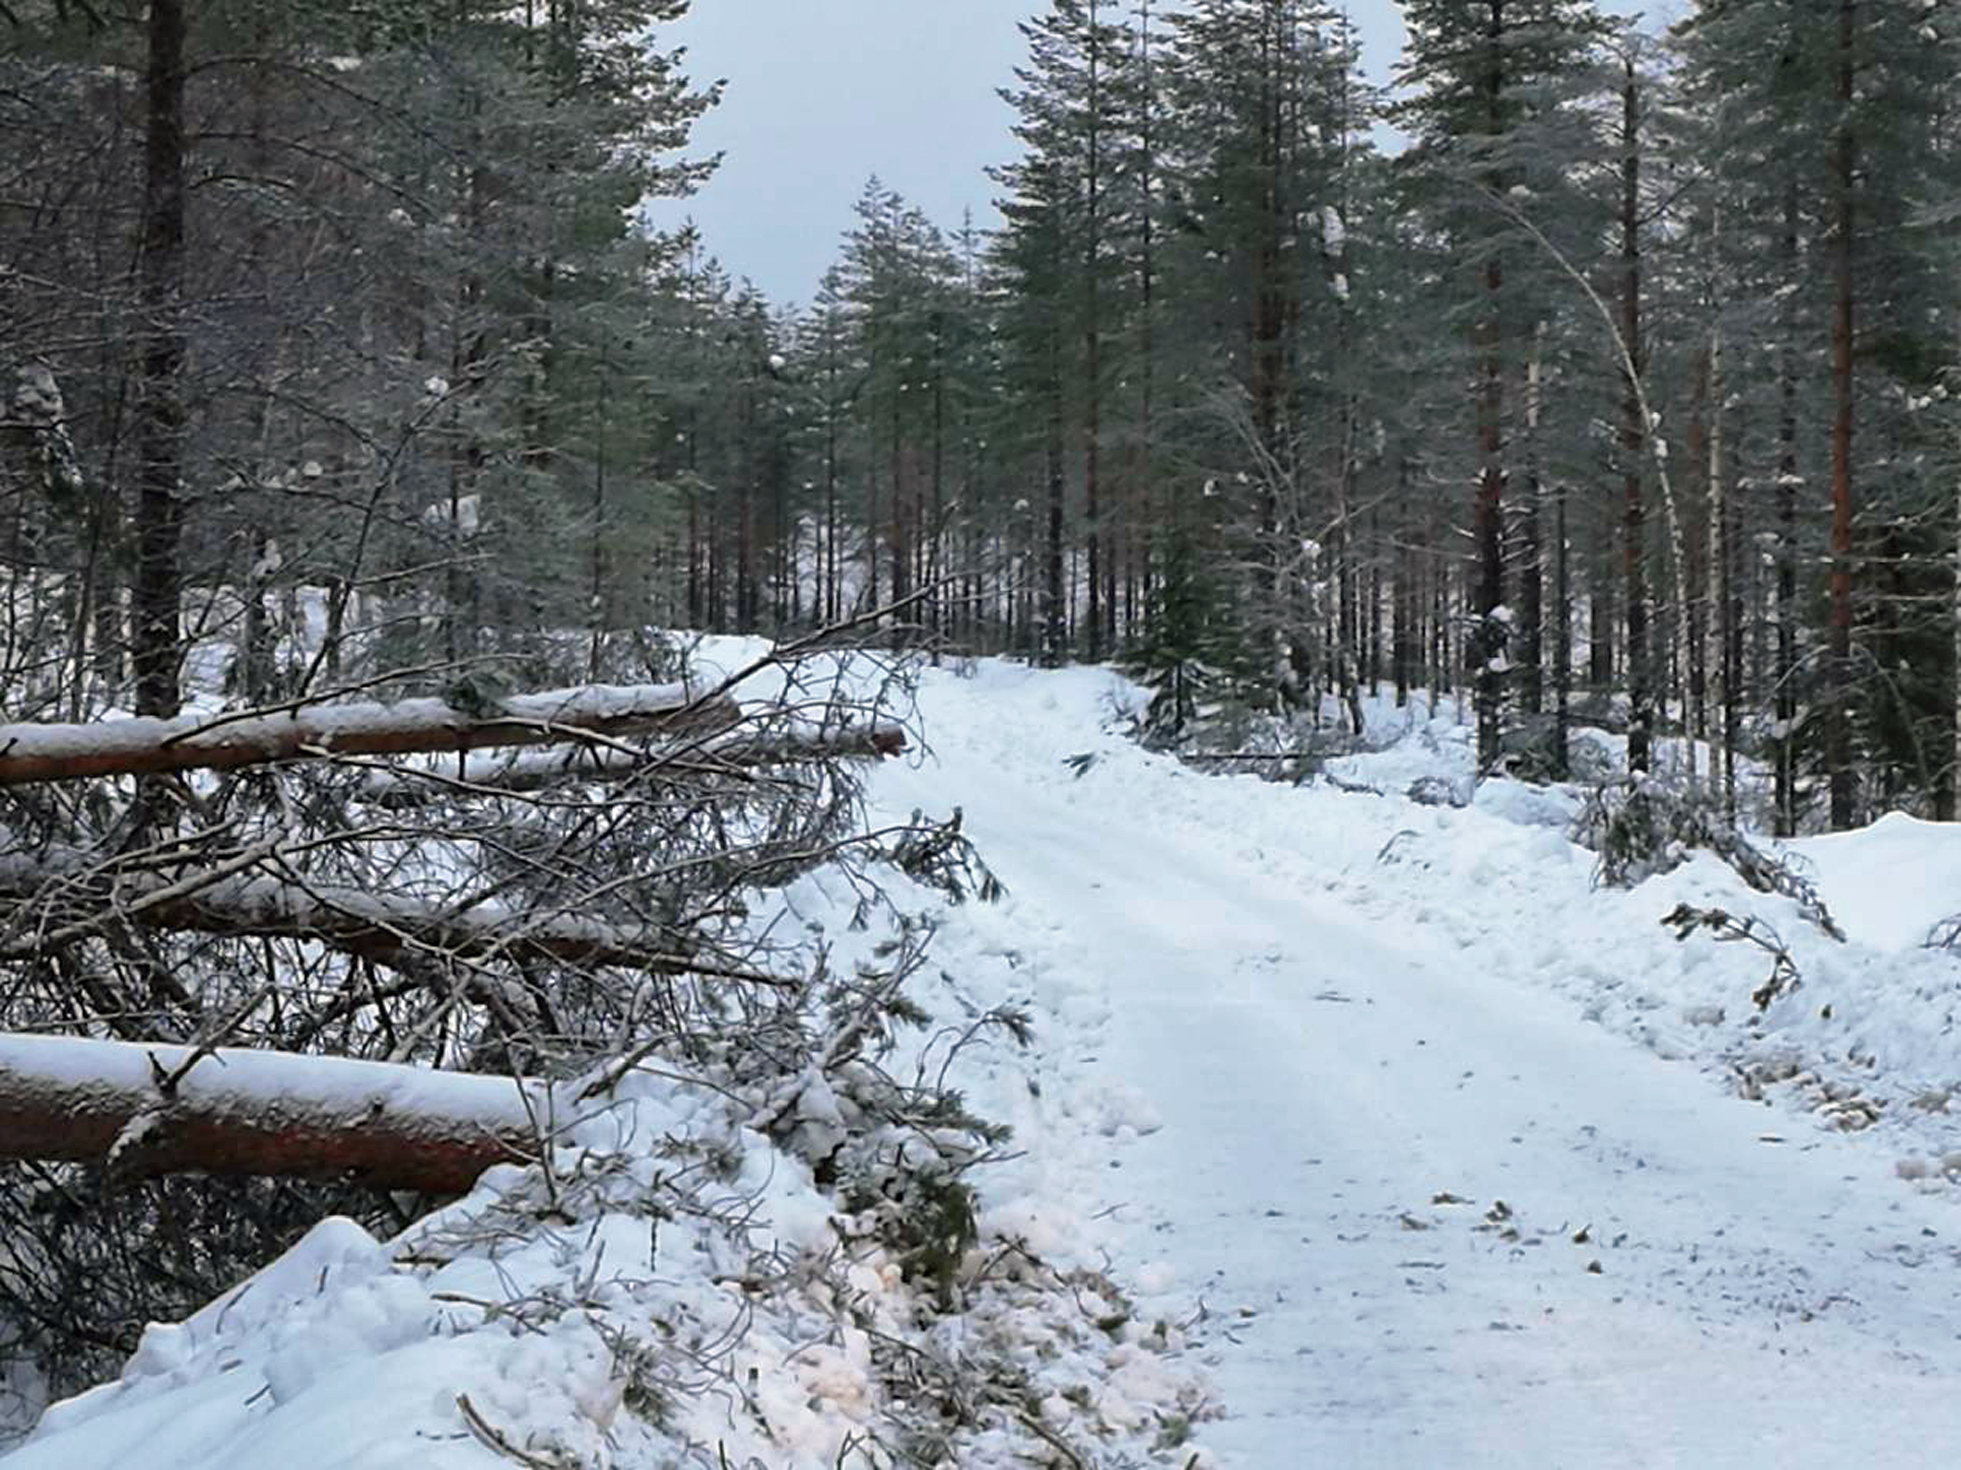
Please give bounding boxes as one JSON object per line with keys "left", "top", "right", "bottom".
{"left": 15, "top": 646, "right": 1961, "bottom": 1466}
{"left": 864, "top": 654, "right": 1961, "bottom": 1468}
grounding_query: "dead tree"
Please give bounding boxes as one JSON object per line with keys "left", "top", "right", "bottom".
{"left": 0, "top": 637, "right": 926, "bottom": 1390}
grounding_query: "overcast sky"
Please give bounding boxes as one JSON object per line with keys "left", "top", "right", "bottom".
{"left": 648, "top": 1, "right": 1677, "bottom": 308}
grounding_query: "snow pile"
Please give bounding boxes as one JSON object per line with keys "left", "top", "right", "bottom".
{"left": 1787, "top": 811, "right": 1961, "bottom": 953}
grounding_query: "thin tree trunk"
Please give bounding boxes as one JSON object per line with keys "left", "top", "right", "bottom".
{"left": 1775, "top": 178, "right": 1801, "bottom": 835}
{"left": 1710, "top": 290, "right": 1736, "bottom": 815}
{"left": 1554, "top": 474, "right": 1571, "bottom": 779}
{"left": 1953, "top": 314, "right": 1961, "bottom": 822}
{"left": 587, "top": 339, "right": 609, "bottom": 677}
{"left": 1827, "top": 0, "right": 1857, "bottom": 829}
{"left": 1519, "top": 325, "right": 1545, "bottom": 721}
{"left": 1135, "top": 0, "right": 1158, "bottom": 658}
{"left": 1621, "top": 63, "right": 1652, "bottom": 775}
{"left": 1045, "top": 335, "right": 1066, "bottom": 667}
{"left": 131, "top": 0, "right": 188, "bottom": 720}
{"left": 1472, "top": 2, "right": 1506, "bottom": 771}
{"left": 1084, "top": 0, "right": 1104, "bottom": 661}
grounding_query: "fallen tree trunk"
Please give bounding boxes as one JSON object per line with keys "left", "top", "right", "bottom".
{"left": 0, "top": 1031, "right": 543, "bottom": 1191}
{"left": 0, "top": 681, "right": 742, "bottom": 788}
{"left": 0, "top": 856, "right": 792, "bottom": 984}
{"left": 356, "top": 722, "right": 909, "bottom": 806}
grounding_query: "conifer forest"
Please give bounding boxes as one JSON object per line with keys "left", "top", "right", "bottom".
{"left": 7, "top": 1, "right": 1960, "bottom": 826}
{"left": 5, "top": 3, "right": 1961, "bottom": 1465}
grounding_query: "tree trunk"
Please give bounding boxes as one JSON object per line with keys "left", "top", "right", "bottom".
{"left": 1472, "top": 2, "right": 1507, "bottom": 772}
{"left": 0, "top": 681, "right": 739, "bottom": 787}
{"left": 354, "top": 723, "right": 907, "bottom": 805}
{"left": 1474, "top": 257, "right": 1505, "bottom": 771}
{"left": 1709, "top": 342, "right": 1732, "bottom": 813}
{"left": 1084, "top": 0, "right": 1105, "bottom": 661}
{"left": 0, "top": 854, "right": 776, "bottom": 981}
{"left": 1953, "top": 317, "right": 1961, "bottom": 822}
{"left": 0, "top": 1032, "right": 540, "bottom": 1192}
{"left": 1621, "top": 64, "right": 1652, "bottom": 775}
{"left": 1135, "top": 0, "right": 1158, "bottom": 663}
{"left": 1827, "top": 0, "right": 1857, "bottom": 830}
{"left": 1519, "top": 326, "right": 1545, "bottom": 720}
{"left": 131, "top": 0, "right": 188, "bottom": 720}
{"left": 1775, "top": 178, "right": 1801, "bottom": 835}
{"left": 1553, "top": 474, "right": 1571, "bottom": 779}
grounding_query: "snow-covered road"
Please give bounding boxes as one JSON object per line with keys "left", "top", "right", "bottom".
{"left": 878, "top": 661, "right": 1961, "bottom": 1467}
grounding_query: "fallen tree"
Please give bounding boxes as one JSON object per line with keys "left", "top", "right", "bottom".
{"left": 0, "top": 628, "right": 932, "bottom": 1396}
{"left": 0, "top": 680, "right": 741, "bottom": 787}
{"left": 354, "top": 721, "right": 908, "bottom": 806}
{"left": 0, "top": 1032, "right": 541, "bottom": 1192}
{"left": 0, "top": 854, "right": 788, "bottom": 983}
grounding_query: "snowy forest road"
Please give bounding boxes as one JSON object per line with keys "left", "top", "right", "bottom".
{"left": 873, "top": 664, "right": 1961, "bottom": 1468}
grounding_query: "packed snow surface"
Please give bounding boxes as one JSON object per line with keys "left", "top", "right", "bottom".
{"left": 16, "top": 648, "right": 1961, "bottom": 1466}
{"left": 864, "top": 658, "right": 1961, "bottom": 1466}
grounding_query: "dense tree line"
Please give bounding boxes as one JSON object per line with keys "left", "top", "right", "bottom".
{"left": 5, "top": 0, "right": 1959, "bottom": 829}
{"left": 827, "top": 0, "right": 1959, "bottom": 835}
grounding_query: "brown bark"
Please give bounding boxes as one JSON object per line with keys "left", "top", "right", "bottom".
{"left": 0, "top": 1031, "right": 538, "bottom": 1192}
{"left": 0, "top": 681, "right": 740, "bottom": 787}
{"left": 1774, "top": 177, "right": 1801, "bottom": 835}
{"left": 1621, "top": 60, "right": 1652, "bottom": 775}
{"left": 1045, "top": 198, "right": 1068, "bottom": 667}
{"left": 1084, "top": 0, "right": 1105, "bottom": 661}
{"left": 1472, "top": 0, "right": 1506, "bottom": 772}
{"left": 1519, "top": 330, "right": 1544, "bottom": 719}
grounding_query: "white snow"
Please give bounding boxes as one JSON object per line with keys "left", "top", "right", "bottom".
{"left": 1320, "top": 204, "right": 1346, "bottom": 257}
{"left": 19, "top": 650, "right": 1961, "bottom": 1465}
{"left": 858, "top": 659, "right": 1961, "bottom": 1465}
{"left": 1786, "top": 811, "right": 1961, "bottom": 951}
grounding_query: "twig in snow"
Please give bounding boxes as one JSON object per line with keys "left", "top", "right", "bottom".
{"left": 1660, "top": 903, "right": 1802, "bottom": 1011}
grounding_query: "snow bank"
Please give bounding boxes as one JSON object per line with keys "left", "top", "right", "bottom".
{"left": 1788, "top": 811, "right": 1961, "bottom": 952}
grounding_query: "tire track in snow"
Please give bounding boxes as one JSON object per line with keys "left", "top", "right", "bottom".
{"left": 877, "top": 667, "right": 1961, "bottom": 1467}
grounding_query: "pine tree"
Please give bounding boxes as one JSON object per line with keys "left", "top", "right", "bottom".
{"left": 1395, "top": 0, "right": 1610, "bottom": 772}
{"left": 1677, "top": 0, "right": 1961, "bottom": 827}
{"left": 1151, "top": 1, "right": 1360, "bottom": 706}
